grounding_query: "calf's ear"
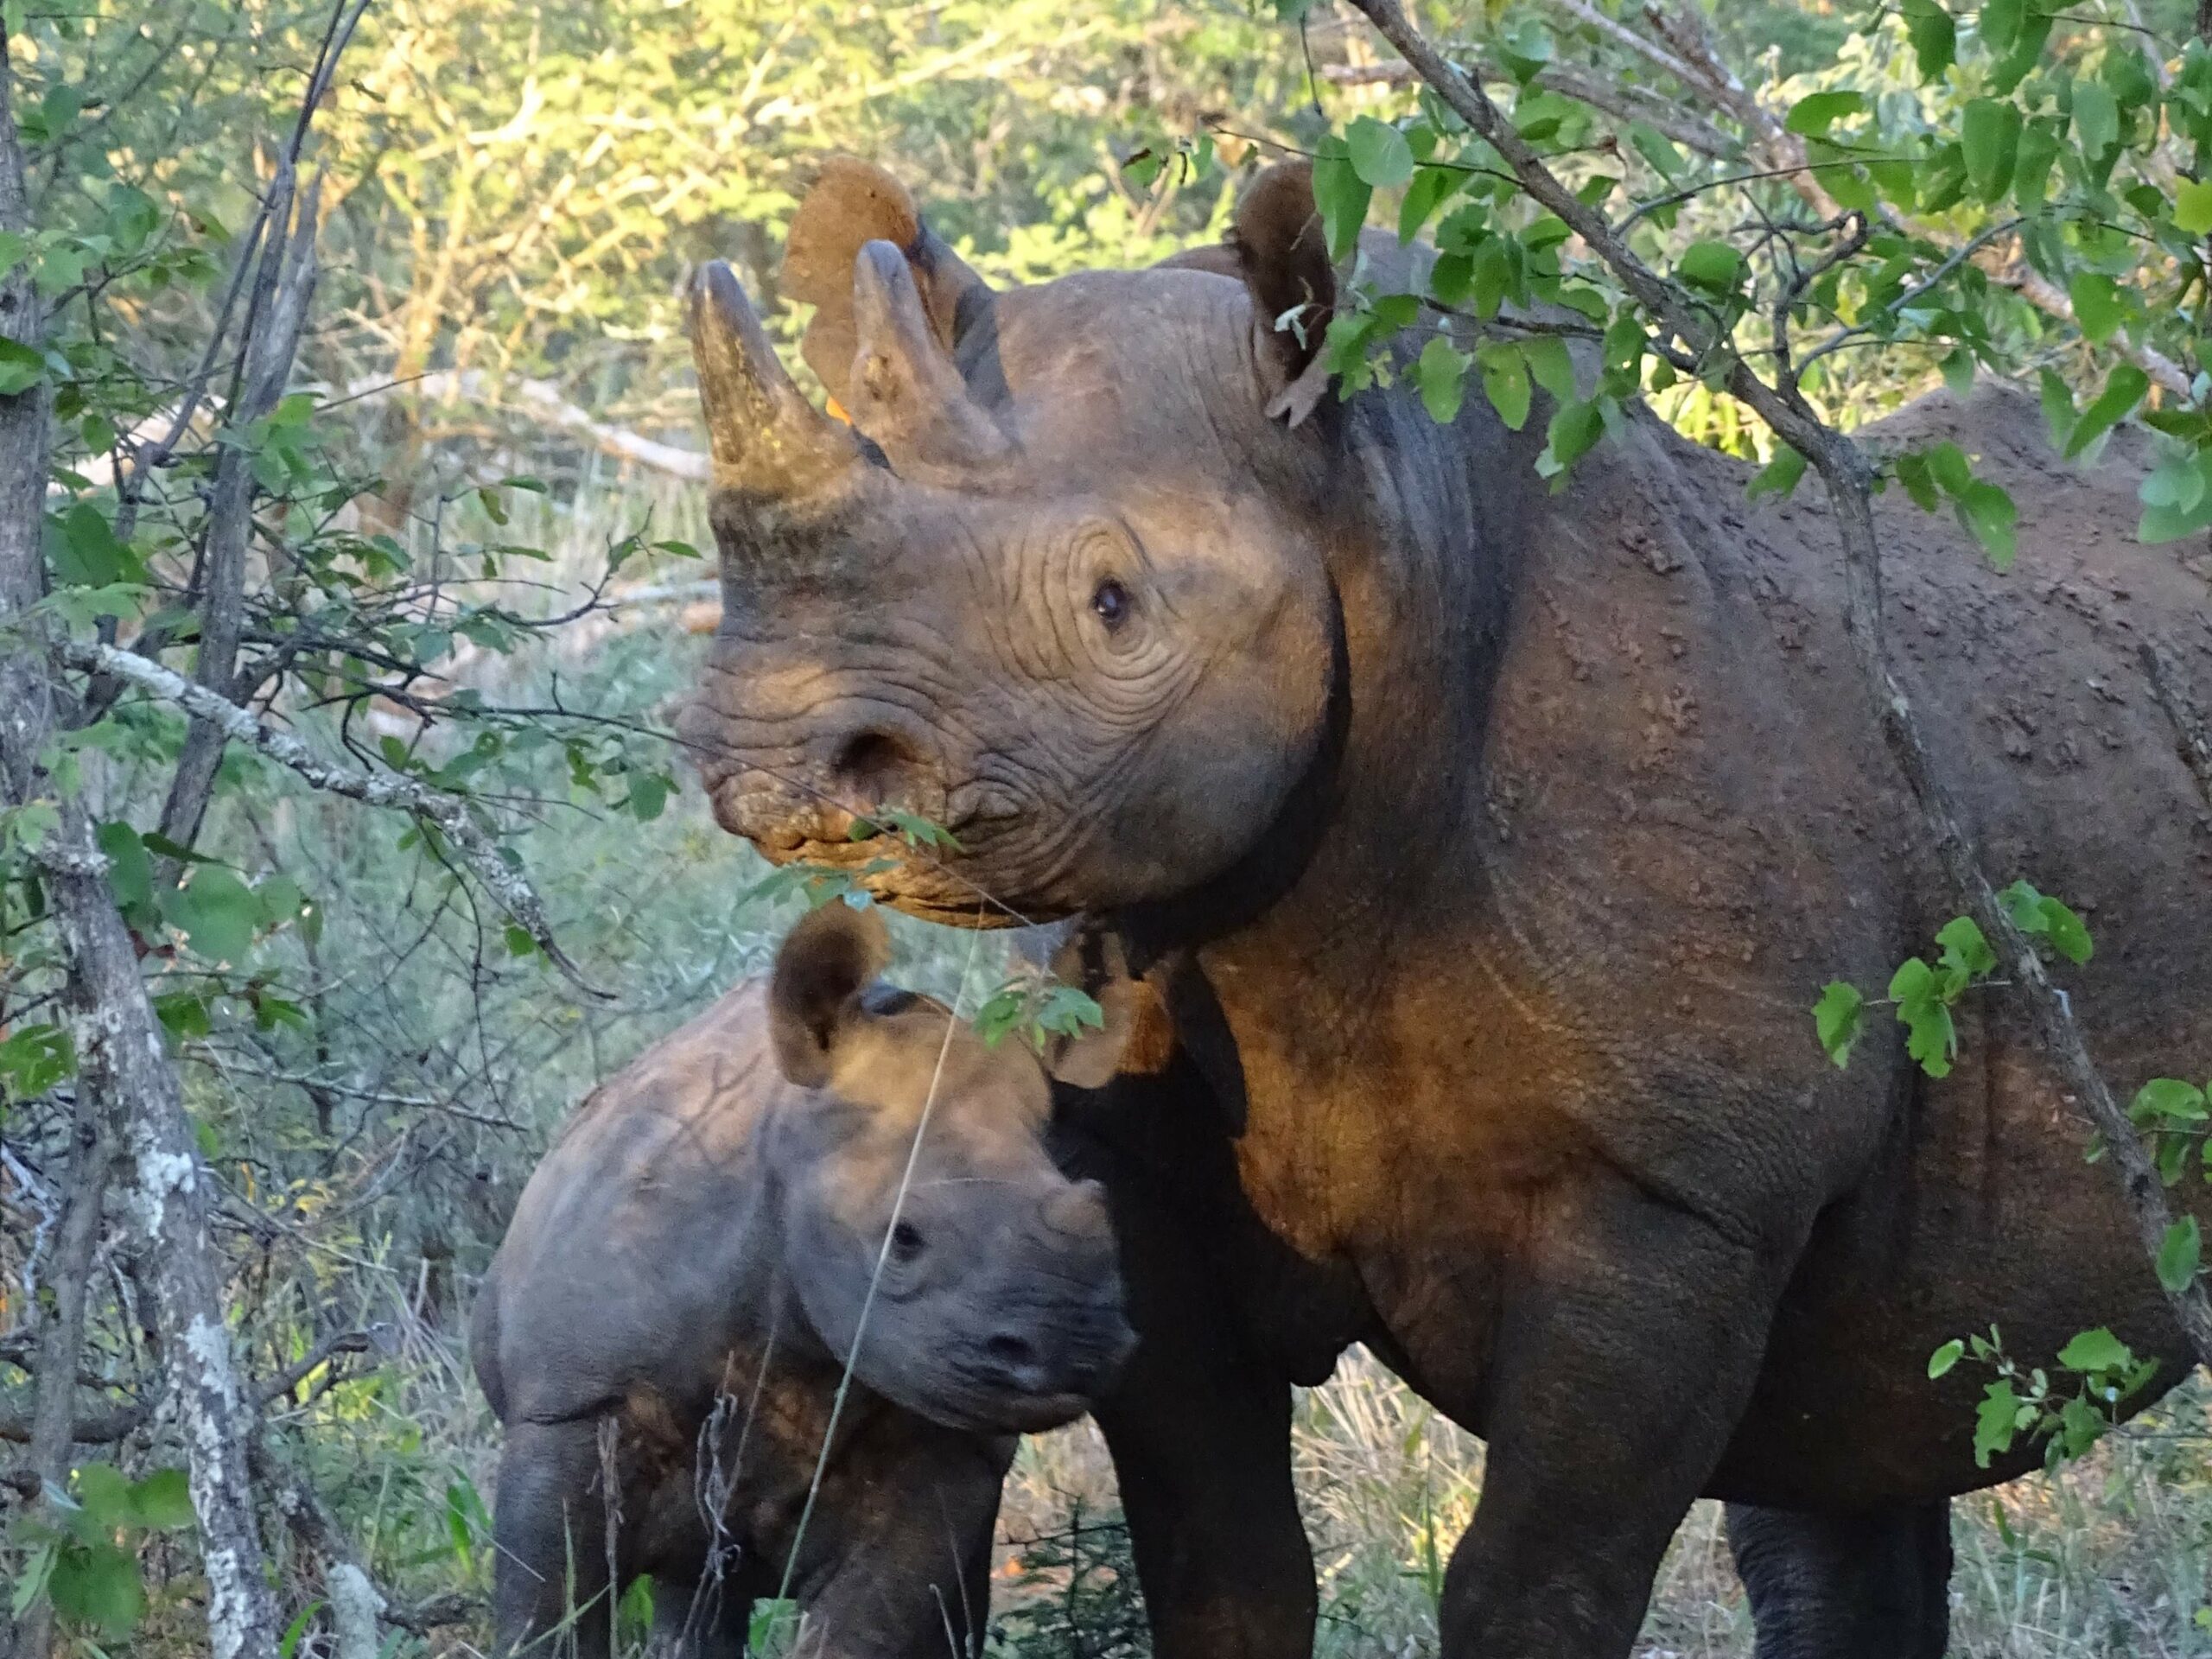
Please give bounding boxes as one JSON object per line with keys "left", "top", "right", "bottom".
{"left": 769, "top": 903, "right": 893, "bottom": 1087}
{"left": 784, "top": 157, "right": 994, "bottom": 409}
{"left": 1228, "top": 160, "right": 1336, "bottom": 427}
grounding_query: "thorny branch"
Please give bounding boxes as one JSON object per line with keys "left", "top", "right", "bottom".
{"left": 1347, "top": 0, "right": 2212, "bottom": 1370}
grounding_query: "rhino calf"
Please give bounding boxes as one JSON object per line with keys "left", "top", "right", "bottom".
{"left": 471, "top": 905, "right": 1135, "bottom": 1656}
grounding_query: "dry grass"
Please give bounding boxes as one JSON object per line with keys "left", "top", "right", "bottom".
{"left": 995, "top": 1351, "right": 2212, "bottom": 1658}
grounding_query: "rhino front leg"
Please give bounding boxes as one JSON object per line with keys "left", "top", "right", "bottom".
{"left": 1436, "top": 1178, "right": 1794, "bottom": 1659}
{"left": 493, "top": 1418, "right": 615, "bottom": 1656}
{"left": 1725, "top": 1500, "right": 1952, "bottom": 1659}
{"left": 1090, "top": 1180, "right": 1313, "bottom": 1659}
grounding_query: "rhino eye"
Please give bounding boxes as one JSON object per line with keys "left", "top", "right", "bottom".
{"left": 888, "top": 1220, "right": 925, "bottom": 1264}
{"left": 1090, "top": 577, "right": 1131, "bottom": 630}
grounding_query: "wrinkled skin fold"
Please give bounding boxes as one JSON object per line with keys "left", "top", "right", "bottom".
{"left": 682, "top": 157, "right": 2212, "bottom": 1659}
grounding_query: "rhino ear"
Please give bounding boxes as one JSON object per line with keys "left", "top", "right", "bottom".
{"left": 769, "top": 903, "right": 893, "bottom": 1088}
{"left": 1228, "top": 161, "right": 1336, "bottom": 427}
{"left": 784, "top": 157, "right": 994, "bottom": 409}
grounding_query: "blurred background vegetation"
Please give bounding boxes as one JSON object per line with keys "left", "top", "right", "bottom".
{"left": 7, "top": 0, "right": 2212, "bottom": 1654}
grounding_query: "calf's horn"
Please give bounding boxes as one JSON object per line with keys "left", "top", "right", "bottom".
{"left": 848, "top": 239, "right": 1012, "bottom": 474}
{"left": 687, "top": 260, "right": 858, "bottom": 500}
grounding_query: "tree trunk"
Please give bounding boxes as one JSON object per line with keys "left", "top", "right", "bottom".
{"left": 0, "top": 29, "right": 283, "bottom": 1659}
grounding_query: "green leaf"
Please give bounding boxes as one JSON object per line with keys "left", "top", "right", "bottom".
{"left": 1973, "top": 1379, "right": 2024, "bottom": 1467}
{"left": 1812, "top": 979, "right": 1865, "bottom": 1069}
{"left": 96, "top": 819, "right": 156, "bottom": 927}
{"left": 2131, "top": 1077, "right": 2207, "bottom": 1125}
{"left": 626, "top": 772, "right": 673, "bottom": 823}
{"left": 1961, "top": 99, "right": 2022, "bottom": 200}
{"left": 2072, "top": 79, "right": 2120, "bottom": 162}
{"left": 2069, "top": 271, "right": 2123, "bottom": 344}
{"left": 1955, "top": 480, "right": 2018, "bottom": 569}
{"left": 1747, "top": 445, "right": 1808, "bottom": 502}
{"left": 2158, "top": 1215, "right": 2202, "bottom": 1294}
{"left": 2177, "top": 178, "right": 2212, "bottom": 236}
{"left": 1784, "top": 91, "right": 1866, "bottom": 137}
{"left": 0, "top": 1022, "right": 74, "bottom": 1103}
{"left": 1935, "top": 915, "right": 1997, "bottom": 980}
{"left": 47, "top": 1541, "right": 143, "bottom": 1639}
{"left": 1476, "top": 342, "right": 1531, "bottom": 431}
{"left": 1536, "top": 397, "right": 1606, "bottom": 481}
{"left": 1628, "top": 124, "right": 1686, "bottom": 182}
{"left": 1677, "top": 240, "right": 1743, "bottom": 295}
{"left": 1415, "top": 335, "right": 1471, "bottom": 424}
{"left": 2063, "top": 364, "right": 2148, "bottom": 460}
{"left": 130, "top": 1468, "right": 194, "bottom": 1531}
{"left": 2139, "top": 451, "right": 2207, "bottom": 513}
{"left": 162, "top": 867, "right": 259, "bottom": 965}
{"left": 1468, "top": 237, "right": 1516, "bottom": 320}
{"left": 1900, "top": 0, "right": 1956, "bottom": 79}
{"left": 1928, "top": 1338, "right": 1965, "bottom": 1379}
{"left": 2040, "top": 896, "right": 2093, "bottom": 963}
{"left": 2056, "top": 1326, "right": 2133, "bottom": 1375}
{"left": 2037, "top": 367, "right": 2075, "bottom": 451}
{"left": 1519, "top": 334, "right": 1575, "bottom": 404}
{"left": 1345, "top": 116, "right": 1415, "bottom": 188}
{"left": 1889, "top": 955, "right": 1957, "bottom": 1078}
{"left": 0, "top": 336, "right": 44, "bottom": 395}
{"left": 1311, "top": 137, "right": 1372, "bottom": 264}
{"left": 1398, "top": 164, "right": 1462, "bottom": 243}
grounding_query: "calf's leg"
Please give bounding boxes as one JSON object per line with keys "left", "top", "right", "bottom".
{"left": 1725, "top": 1499, "right": 1952, "bottom": 1659}
{"left": 493, "top": 1418, "right": 615, "bottom": 1656}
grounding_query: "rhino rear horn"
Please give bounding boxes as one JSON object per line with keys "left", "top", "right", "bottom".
{"left": 687, "top": 260, "right": 859, "bottom": 499}
{"left": 784, "top": 156, "right": 995, "bottom": 407}
{"left": 849, "top": 239, "right": 1012, "bottom": 474}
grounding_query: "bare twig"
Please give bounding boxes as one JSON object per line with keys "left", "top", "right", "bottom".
{"left": 1348, "top": 0, "right": 2212, "bottom": 1370}
{"left": 58, "top": 638, "right": 607, "bottom": 998}
{"left": 1321, "top": 56, "right": 1732, "bottom": 158}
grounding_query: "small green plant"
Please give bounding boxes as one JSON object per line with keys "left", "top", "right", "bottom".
{"left": 9, "top": 1463, "right": 196, "bottom": 1643}
{"left": 1928, "top": 1325, "right": 2158, "bottom": 1469}
{"left": 991, "top": 1498, "right": 1148, "bottom": 1659}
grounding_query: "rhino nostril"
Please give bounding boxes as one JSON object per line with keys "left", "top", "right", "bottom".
{"left": 831, "top": 729, "right": 919, "bottom": 805}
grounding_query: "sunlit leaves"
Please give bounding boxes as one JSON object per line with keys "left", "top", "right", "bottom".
{"left": 1936, "top": 1325, "right": 2157, "bottom": 1470}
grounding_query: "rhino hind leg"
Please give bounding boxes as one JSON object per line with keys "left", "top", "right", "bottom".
{"left": 1725, "top": 1499, "right": 1951, "bottom": 1659}
{"left": 492, "top": 1419, "right": 619, "bottom": 1656}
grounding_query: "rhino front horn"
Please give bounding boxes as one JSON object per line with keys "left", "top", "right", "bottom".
{"left": 688, "top": 260, "right": 859, "bottom": 500}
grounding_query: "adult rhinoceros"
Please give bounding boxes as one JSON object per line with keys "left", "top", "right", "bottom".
{"left": 674, "top": 156, "right": 2212, "bottom": 1658}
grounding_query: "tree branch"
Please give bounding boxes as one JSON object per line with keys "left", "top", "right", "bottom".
{"left": 156, "top": 168, "right": 322, "bottom": 858}
{"left": 58, "top": 637, "right": 607, "bottom": 998}
{"left": 1347, "top": 0, "right": 2212, "bottom": 1371}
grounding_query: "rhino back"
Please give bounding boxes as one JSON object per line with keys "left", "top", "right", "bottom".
{"left": 480, "top": 982, "right": 786, "bottom": 1425}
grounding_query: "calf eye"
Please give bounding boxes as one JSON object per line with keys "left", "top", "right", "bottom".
{"left": 888, "top": 1220, "right": 925, "bottom": 1264}
{"left": 1090, "top": 577, "right": 1131, "bottom": 630}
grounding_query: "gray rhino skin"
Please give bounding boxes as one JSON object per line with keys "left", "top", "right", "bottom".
{"left": 471, "top": 905, "right": 1133, "bottom": 1657}
{"left": 676, "top": 156, "right": 2212, "bottom": 1659}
